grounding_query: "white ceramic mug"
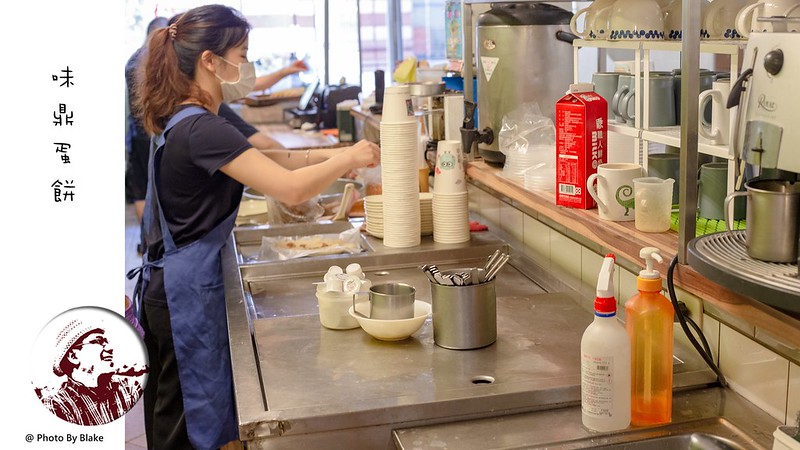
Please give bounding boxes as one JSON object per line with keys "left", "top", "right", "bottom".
{"left": 608, "top": 0, "right": 665, "bottom": 40}
{"left": 587, "top": 163, "right": 645, "bottom": 221}
{"left": 664, "top": 0, "right": 711, "bottom": 39}
{"left": 736, "top": 0, "right": 800, "bottom": 36}
{"left": 704, "top": 0, "right": 752, "bottom": 39}
{"left": 698, "top": 80, "right": 731, "bottom": 145}
{"left": 571, "top": 0, "right": 617, "bottom": 40}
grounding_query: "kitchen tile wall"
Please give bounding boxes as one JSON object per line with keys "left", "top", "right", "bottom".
{"left": 469, "top": 184, "right": 800, "bottom": 425}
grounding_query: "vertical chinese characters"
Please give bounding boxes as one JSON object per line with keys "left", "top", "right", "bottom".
{"left": 51, "top": 66, "right": 76, "bottom": 202}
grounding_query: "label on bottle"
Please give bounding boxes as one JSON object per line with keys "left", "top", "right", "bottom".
{"left": 581, "top": 353, "right": 615, "bottom": 417}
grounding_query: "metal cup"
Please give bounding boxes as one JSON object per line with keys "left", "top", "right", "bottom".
{"left": 354, "top": 283, "right": 416, "bottom": 320}
{"left": 725, "top": 179, "right": 800, "bottom": 263}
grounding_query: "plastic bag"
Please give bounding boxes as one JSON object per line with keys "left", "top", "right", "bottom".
{"left": 266, "top": 196, "right": 325, "bottom": 225}
{"left": 498, "top": 102, "right": 556, "bottom": 182}
{"left": 354, "top": 165, "right": 383, "bottom": 195}
{"left": 259, "top": 227, "right": 365, "bottom": 261}
{"left": 498, "top": 102, "right": 554, "bottom": 155}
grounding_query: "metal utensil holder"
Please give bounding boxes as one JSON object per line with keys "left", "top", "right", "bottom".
{"left": 430, "top": 278, "right": 497, "bottom": 350}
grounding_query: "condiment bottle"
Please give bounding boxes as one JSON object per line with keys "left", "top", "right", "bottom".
{"left": 625, "top": 247, "right": 674, "bottom": 426}
{"left": 581, "top": 253, "right": 631, "bottom": 432}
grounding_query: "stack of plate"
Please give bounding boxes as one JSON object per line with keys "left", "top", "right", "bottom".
{"left": 380, "top": 84, "right": 422, "bottom": 248}
{"left": 365, "top": 193, "right": 433, "bottom": 238}
{"left": 502, "top": 144, "right": 555, "bottom": 183}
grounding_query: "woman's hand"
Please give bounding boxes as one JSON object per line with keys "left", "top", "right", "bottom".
{"left": 283, "top": 60, "right": 309, "bottom": 76}
{"left": 342, "top": 140, "right": 380, "bottom": 169}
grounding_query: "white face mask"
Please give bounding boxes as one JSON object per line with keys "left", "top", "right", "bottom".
{"left": 215, "top": 56, "right": 256, "bottom": 102}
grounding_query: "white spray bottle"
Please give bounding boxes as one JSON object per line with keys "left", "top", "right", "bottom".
{"left": 581, "top": 253, "right": 631, "bottom": 432}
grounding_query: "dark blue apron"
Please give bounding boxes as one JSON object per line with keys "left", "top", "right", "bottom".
{"left": 127, "top": 106, "right": 238, "bottom": 450}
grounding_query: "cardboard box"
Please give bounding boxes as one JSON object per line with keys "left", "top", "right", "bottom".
{"left": 555, "top": 84, "right": 608, "bottom": 209}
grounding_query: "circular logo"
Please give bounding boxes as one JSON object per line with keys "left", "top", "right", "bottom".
{"left": 31, "top": 306, "right": 149, "bottom": 426}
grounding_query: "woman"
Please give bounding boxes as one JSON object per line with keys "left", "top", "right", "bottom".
{"left": 130, "top": 5, "right": 379, "bottom": 449}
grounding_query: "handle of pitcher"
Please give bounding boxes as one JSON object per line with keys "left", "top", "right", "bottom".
{"left": 724, "top": 191, "right": 748, "bottom": 244}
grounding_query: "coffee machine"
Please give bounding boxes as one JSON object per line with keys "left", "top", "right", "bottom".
{"left": 732, "top": 31, "right": 800, "bottom": 174}
{"left": 730, "top": 30, "right": 800, "bottom": 268}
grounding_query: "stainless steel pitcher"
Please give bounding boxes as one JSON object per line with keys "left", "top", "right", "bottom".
{"left": 725, "top": 179, "right": 800, "bottom": 263}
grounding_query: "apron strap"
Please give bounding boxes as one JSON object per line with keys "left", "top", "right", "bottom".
{"left": 128, "top": 106, "right": 207, "bottom": 318}
{"left": 151, "top": 106, "right": 208, "bottom": 253}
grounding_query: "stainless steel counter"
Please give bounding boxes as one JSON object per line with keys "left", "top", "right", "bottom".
{"left": 393, "top": 387, "right": 781, "bottom": 449}
{"left": 222, "top": 224, "right": 718, "bottom": 449}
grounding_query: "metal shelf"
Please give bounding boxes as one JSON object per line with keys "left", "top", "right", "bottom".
{"left": 688, "top": 231, "right": 800, "bottom": 313}
{"left": 573, "top": 38, "right": 745, "bottom": 54}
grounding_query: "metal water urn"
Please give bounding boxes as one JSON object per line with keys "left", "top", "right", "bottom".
{"left": 476, "top": 3, "right": 575, "bottom": 164}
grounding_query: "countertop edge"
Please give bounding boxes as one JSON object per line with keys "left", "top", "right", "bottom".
{"left": 466, "top": 160, "right": 800, "bottom": 349}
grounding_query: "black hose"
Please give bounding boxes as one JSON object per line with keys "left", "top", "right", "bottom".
{"left": 686, "top": 314, "right": 714, "bottom": 359}
{"left": 667, "top": 255, "right": 728, "bottom": 387}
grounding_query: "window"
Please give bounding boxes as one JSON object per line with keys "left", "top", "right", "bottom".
{"left": 125, "top": 0, "right": 446, "bottom": 98}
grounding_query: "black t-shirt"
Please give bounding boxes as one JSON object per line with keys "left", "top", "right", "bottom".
{"left": 218, "top": 103, "right": 258, "bottom": 138}
{"left": 143, "top": 105, "right": 251, "bottom": 305}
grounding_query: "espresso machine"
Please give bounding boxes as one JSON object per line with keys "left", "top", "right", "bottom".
{"left": 732, "top": 31, "right": 800, "bottom": 175}
{"left": 690, "top": 30, "right": 800, "bottom": 311}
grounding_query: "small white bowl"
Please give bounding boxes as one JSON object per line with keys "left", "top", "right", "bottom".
{"left": 348, "top": 301, "right": 431, "bottom": 341}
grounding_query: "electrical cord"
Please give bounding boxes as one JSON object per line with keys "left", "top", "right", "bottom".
{"left": 675, "top": 301, "right": 714, "bottom": 358}
{"left": 667, "top": 255, "right": 728, "bottom": 387}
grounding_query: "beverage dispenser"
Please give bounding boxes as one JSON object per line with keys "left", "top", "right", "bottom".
{"left": 475, "top": 3, "right": 576, "bottom": 164}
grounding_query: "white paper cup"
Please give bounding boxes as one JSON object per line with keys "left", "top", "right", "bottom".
{"left": 381, "top": 85, "right": 415, "bottom": 123}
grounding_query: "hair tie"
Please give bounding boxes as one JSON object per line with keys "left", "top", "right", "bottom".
{"left": 168, "top": 23, "right": 178, "bottom": 39}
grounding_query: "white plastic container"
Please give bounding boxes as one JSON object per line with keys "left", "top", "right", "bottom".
{"left": 316, "top": 291, "right": 362, "bottom": 330}
{"left": 773, "top": 427, "right": 800, "bottom": 450}
{"left": 581, "top": 253, "right": 631, "bottom": 432}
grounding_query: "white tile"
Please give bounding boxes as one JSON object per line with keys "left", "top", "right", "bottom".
{"left": 789, "top": 363, "right": 800, "bottom": 426}
{"left": 618, "top": 268, "right": 639, "bottom": 311}
{"left": 701, "top": 314, "right": 721, "bottom": 365}
{"left": 550, "top": 232, "right": 582, "bottom": 282}
{"left": 581, "top": 248, "right": 605, "bottom": 292}
{"left": 467, "top": 184, "right": 480, "bottom": 213}
{"left": 499, "top": 202, "right": 524, "bottom": 242}
{"left": 479, "top": 191, "right": 501, "bottom": 227}
{"left": 703, "top": 302, "right": 756, "bottom": 338}
{"left": 719, "top": 324, "right": 789, "bottom": 422}
{"left": 754, "top": 328, "right": 800, "bottom": 366}
{"left": 522, "top": 215, "right": 551, "bottom": 265}
{"left": 673, "top": 287, "right": 703, "bottom": 323}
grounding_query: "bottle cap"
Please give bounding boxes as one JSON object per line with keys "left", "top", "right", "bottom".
{"left": 638, "top": 247, "right": 664, "bottom": 291}
{"left": 595, "top": 253, "right": 617, "bottom": 316}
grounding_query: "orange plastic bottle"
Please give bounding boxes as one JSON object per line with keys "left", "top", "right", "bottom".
{"left": 625, "top": 247, "right": 674, "bottom": 426}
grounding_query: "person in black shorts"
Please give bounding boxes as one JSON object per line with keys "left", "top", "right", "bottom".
{"left": 127, "top": 16, "right": 322, "bottom": 253}
{"left": 130, "top": 5, "right": 379, "bottom": 449}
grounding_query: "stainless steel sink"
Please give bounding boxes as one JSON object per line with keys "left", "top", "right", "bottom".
{"left": 585, "top": 432, "right": 746, "bottom": 450}
{"left": 392, "top": 388, "right": 779, "bottom": 450}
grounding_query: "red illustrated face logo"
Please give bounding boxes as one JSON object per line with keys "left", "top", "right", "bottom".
{"left": 32, "top": 307, "right": 149, "bottom": 426}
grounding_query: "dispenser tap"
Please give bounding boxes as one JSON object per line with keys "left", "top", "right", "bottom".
{"left": 460, "top": 100, "right": 494, "bottom": 155}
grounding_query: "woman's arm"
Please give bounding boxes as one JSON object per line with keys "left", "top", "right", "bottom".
{"left": 247, "top": 131, "right": 286, "bottom": 149}
{"left": 253, "top": 60, "right": 309, "bottom": 92}
{"left": 261, "top": 147, "right": 342, "bottom": 169}
{"left": 220, "top": 140, "right": 378, "bottom": 205}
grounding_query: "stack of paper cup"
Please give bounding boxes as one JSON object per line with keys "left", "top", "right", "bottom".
{"left": 433, "top": 140, "right": 469, "bottom": 244}
{"left": 380, "top": 84, "right": 421, "bottom": 248}
{"left": 364, "top": 193, "right": 433, "bottom": 237}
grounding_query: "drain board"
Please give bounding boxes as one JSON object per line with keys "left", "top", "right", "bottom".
{"left": 687, "top": 231, "right": 800, "bottom": 314}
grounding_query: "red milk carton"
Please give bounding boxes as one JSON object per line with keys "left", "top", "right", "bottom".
{"left": 555, "top": 83, "right": 607, "bottom": 209}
